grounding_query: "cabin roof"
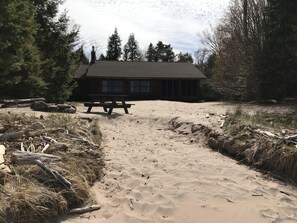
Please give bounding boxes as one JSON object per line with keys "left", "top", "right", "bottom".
{"left": 74, "top": 61, "right": 206, "bottom": 79}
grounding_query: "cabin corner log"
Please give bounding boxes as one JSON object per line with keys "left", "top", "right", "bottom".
{"left": 11, "top": 151, "right": 61, "bottom": 164}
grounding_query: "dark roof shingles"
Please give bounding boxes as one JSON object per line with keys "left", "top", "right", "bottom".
{"left": 75, "top": 61, "right": 206, "bottom": 79}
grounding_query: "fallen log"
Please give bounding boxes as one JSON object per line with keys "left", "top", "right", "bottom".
{"left": 69, "top": 205, "right": 101, "bottom": 215}
{"left": 12, "top": 151, "right": 60, "bottom": 164}
{"left": 2, "top": 98, "right": 45, "bottom": 104}
{"left": 1, "top": 98, "right": 45, "bottom": 108}
{"left": 31, "top": 101, "right": 76, "bottom": 113}
{"left": 35, "top": 160, "right": 74, "bottom": 191}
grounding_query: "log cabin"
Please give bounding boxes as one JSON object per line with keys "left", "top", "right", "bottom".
{"left": 73, "top": 61, "right": 206, "bottom": 102}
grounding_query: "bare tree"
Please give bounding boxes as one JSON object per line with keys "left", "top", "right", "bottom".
{"left": 198, "top": 0, "right": 267, "bottom": 100}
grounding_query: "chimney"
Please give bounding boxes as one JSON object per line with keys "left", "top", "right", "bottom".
{"left": 90, "top": 46, "right": 96, "bottom": 64}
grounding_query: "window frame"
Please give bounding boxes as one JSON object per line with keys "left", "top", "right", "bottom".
{"left": 101, "top": 80, "right": 123, "bottom": 93}
{"left": 130, "top": 80, "right": 150, "bottom": 94}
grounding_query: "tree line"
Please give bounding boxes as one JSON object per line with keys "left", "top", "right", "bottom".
{"left": 2, "top": 0, "right": 293, "bottom": 102}
{"left": 97, "top": 28, "right": 193, "bottom": 63}
{"left": 0, "top": 0, "right": 82, "bottom": 102}
{"left": 197, "top": 0, "right": 297, "bottom": 101}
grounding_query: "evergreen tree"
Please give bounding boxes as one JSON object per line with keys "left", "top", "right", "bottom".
{"left": 154, "top": 41, "right": 165, "bottom": 62}
{"left": 0, "top": 0, "right": 45, "bottom": 98}
{"left": 154, "top": 41, "right": 175, "bottom": 62}
{"left": 99, "top": 53, "right": 106, "bottom": 61}
{"left": 32, "top": 0, "right": 79, "bottom": 103}
{"left": 257, "top": 0, "right": 297, "bottom": 99}
{"left": 146, "top": 43, "right": 155, "bottom": 62}
{"left": 123, "top": 44, "right": 129, "bottom": 61}
{"left": 123, "top": 33, "right": 141, "bottom": 61}
{"left": 177, "top": 52, "right": 193, "bottom": 63}
{"left": 106, "top": 28, "right": 122, "bottom": 61}
{"left": 75, "top": 46, "right": 89, "bottom": 65}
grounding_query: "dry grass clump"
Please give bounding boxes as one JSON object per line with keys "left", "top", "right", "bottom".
{"left": 0, "top": 113, "right": 104, "bottom": 223}
{"left": 1, "top": 176, "right": 68, "bottom": 223}
{"left": 222, "top": 107, "right": 297, "bottom": 182}
{"left": 225, "top": 106, "right": 297, "bottom": 132}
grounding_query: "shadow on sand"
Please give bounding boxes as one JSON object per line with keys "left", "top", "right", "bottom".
{"left": 83, "top": 111, "right": 124, "bottom": 119}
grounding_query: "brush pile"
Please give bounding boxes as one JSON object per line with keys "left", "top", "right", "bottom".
{"left": 0, "top": 113, "right": 104, "bottom": 223}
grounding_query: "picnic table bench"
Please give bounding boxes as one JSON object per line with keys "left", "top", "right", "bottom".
{"left": 84, "top": 94, "right": 134, "bottom": 115}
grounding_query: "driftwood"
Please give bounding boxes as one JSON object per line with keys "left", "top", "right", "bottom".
{"left": 247, "top": 127, "right": 297, "bottom": 144}
{"left": 0, "top": 145, "right": 6, "bottom": 164}
{"left": 20, "top": 142, "right": 25, "bottom": 152}
{"left": 0, "top": 130, "right": 25, "bottom": 141}
{"left": 35, "top": 160, "right": 74, "bottom": 191}
{"left": 66, "top": 133, "right": 97, "bottom": 147}
{"left": 44, "top": 143, "right": 69, "bottom": 154}
{"left": 0, "top": 124, "right": 57, "bottom": 142}
{"left": 12, "top": 151, "right": 60, "bottom": 164}
{"left": 69, "top": 205, "right": 101, "bottom": 215}
{"left": 284, "top": 134, "right": 297, "bottom": 141}
{"left": 31, "top": 101, "right": 76, "bottom": 113}
{"left": 0, "top": 145, "right": 11, "bottom": 173}
{"left": 43, "top": 136, "right": 58, "bottom": 144}
{"left": 41, "top": 144, "right": 50, "bottom": 153}
{"left": 1, "top": 98, "right": 45, "bottom": 108}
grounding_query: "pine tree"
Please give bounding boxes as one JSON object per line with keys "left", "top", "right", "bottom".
{"left": 99, "top": 54, "right": 106, "bottom": 61}
{"left": 123, "top": 44, "right": 129, "bottom": 61}
{"left": 32, "top": 0, "right": 79, "bottom": 103}
{"left": 154, "top": 41, "right": 175, "bottom": 62}
{"left": 123, "top": 33, "right": 141, "bottom": 61}
{"left": 257, "top": 0, "right": 297, "bottom": 99}
{"left": 146, "top": 43, "right": 155, "bottom": 62}
{"left": 106, "top": 28, "right": 122, "bottom": 61}
{"left": 0, "top": 0, "right": 45, "bottom": 98}
{"left": 177, "top": 52, "right": 193, "bottom": 63}
{"left": 75, "top": 46, "right": 89, "bottom": 65}
{"left": 163, "top": 44, "right": 175, "bottom": 62}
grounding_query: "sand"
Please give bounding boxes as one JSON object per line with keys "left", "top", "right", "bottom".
{"left": 3, "top": 101, "right": 297, "bottom": 223}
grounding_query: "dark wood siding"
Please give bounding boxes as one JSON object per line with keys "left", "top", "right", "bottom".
{"left": 84, "top": 78, "right": 201, "bottom": 101}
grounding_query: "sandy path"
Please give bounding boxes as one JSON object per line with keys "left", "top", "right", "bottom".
{"left": 28, "top": 101, "right": 297, "bottom": 223}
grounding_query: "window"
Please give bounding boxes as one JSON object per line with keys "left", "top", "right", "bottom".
{"left": 130, "top": 80, "right": 150, "bottom": 93}
{"left": 102, "top": 80, "right": 123, "bottom": 93}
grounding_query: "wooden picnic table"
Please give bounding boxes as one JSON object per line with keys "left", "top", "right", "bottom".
{"left": 84, "top": 94, "right": 134, "bottom": 115}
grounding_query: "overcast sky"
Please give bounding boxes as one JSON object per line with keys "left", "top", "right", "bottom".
{"left": 60, "top": 0, "right": 231, "bottom": 57}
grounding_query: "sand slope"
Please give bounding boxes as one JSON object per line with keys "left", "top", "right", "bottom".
{"left": 52, "top": 101, "right": 297, "bottom": 223}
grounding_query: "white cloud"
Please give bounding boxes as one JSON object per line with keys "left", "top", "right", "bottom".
{"left": 60, "top": 0, "right": 230, "bottom": 57}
